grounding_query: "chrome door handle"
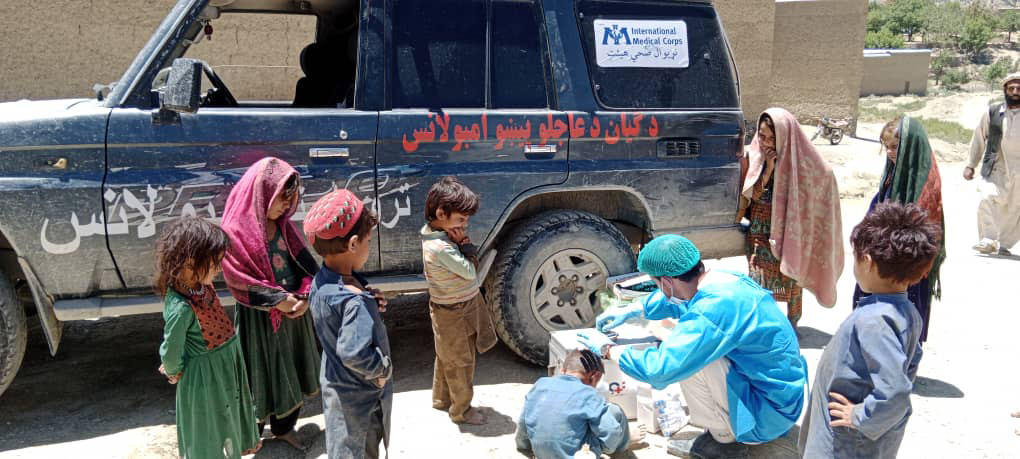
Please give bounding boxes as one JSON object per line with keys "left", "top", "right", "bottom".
{"left": 524, "top": 144, "right": 556, "bottom": 154}
{"left": 309, "top": 147, "right": 350, "bottom": 159}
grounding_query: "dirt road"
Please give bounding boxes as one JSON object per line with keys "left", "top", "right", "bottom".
{"left": 2, "top": 131, "right": 1019, "bottom": 458}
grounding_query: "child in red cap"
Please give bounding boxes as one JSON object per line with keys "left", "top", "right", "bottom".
{"left": 304, "top": 189, "right": 391, "bottom": 459}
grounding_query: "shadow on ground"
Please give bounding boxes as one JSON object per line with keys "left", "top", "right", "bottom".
{"left": 913, "top": 376, "right": 965, "bottom": 398}
{"left": 0, "top": 315, "right": 177, "bottom": 452}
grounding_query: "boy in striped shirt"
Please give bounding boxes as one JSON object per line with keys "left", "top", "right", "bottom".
{"left": 421, "top": 176, "right": 498, "bottom": 425}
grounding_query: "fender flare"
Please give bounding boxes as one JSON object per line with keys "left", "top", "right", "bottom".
{"left": 478, "top": 184, "right": 655, "bottom": 256}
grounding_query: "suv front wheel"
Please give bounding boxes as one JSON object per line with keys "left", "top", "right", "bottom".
{"left": 485, "top": 210, "right": 636, "bottom": 364}
{"left": 0, "top": 274, "right": 27, "bottom": 397}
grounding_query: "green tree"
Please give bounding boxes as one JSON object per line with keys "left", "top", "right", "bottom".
{"left": 959, "top": 11, "right": 996, "bottom": 60}
{"left": 983, "top": 57, "right": 1014, "bottom": 87}
{"left": 930, "top": 52, "right": 953, "bottom": 85}
{"left": 868, "top": 4, "right": 889, "bottom": 34}
{"left": 885, "top": 0, "right": 932, "bottom": 42}
{"left": 924, "top": 1, "right": 964, "bottom": 45}
{"left": 866, "top": 29, "right": 906, "bottom": 49}
{"left": 1002, "top": 10, "right": 1020, "bottom": 42}
{"left": 942, "top": 68, "right": 971, "bottom": 90}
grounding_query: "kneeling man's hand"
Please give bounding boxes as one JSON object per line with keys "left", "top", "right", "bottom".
{"left": 828, "top": 392, "right": 856, "bottom": 428}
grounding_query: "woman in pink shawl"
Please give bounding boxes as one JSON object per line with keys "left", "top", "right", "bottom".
{"left": 221, "top": 157, "right": 320, "bottom": 451}
{"left": 737, "top": 108, "right": 844, "bottom": 329}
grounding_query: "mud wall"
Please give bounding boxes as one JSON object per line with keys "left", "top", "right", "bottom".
{"left": 861, "top": 49, "right": 932, "bottom": 96}
{"left": 771, "top": 0, "right": 867, "bottom": 133}
{"left": 714, "top": 0, "right": 776, "bottom": 123}
{"left": 0, "top": 1, "right": 313, "bottom": 102}
{"left": 0, "top": 0, "right": 863, "bottom": 132}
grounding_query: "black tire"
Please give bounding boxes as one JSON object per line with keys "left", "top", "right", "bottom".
{"left": 484, "top": 210, "right": 636, "bottom": 365}
{"left": 0, "top": 274, "right": 27, "bottom": 397}
{"left": 830, "top": 129, "right": 844, "bottom": 145}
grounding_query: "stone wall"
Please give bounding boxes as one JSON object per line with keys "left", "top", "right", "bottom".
{"left": 861, "top": 49, "right": 932, "bottom": 96}
{"left": 771, "top": 0, "right": 867, "bottom": 133}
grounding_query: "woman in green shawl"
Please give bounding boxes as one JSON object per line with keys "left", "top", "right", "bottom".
{"left": 852, "top": 116, "right": 946, "bottom": 342}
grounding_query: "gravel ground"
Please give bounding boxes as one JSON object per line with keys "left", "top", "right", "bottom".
{"left": 2, "top": 131, "right": 1019, "bottom": 458}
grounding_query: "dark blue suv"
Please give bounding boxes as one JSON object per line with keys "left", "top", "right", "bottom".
{"left": 0, "top": 0, "right": 745, "bottom": 394}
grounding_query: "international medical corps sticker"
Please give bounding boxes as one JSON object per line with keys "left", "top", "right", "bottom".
{"left": 593, "top": 19, "right": 689, "bottom": 68}
{"left": 608, "top": 381, "right": 627, "bottom": 395}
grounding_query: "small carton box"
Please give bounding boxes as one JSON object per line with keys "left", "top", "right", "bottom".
{"left": 548, "top": 325, "right": 658, "bottom": 419}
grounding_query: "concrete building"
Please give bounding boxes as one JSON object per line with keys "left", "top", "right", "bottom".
{"left": 0, "top": 0, "right": 865, "bottom": 132}
{"left": 861, "top": 49, "right": 933, "bottom": 96}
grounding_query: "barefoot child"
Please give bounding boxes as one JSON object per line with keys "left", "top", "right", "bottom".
{"left": 421, "top": 176, "right": 498, "bottom": 425}
{"left": 800, "top": 202, "right": 940, "bottom": 458}
{"left": 516, "top": 349, "right": 644, "bottom": 459}
{"left": 156, "top": 217, "right": 261, "bottom": 458}
{"left": 221, "top": 157, "right": 321, "bottom": 451}
{"left": 304, "top": 189, "right": 392, "bottom": 459}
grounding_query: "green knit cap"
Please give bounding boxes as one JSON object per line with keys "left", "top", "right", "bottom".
{"left": 637, "top": 234, "right": 701, "bottom": 277}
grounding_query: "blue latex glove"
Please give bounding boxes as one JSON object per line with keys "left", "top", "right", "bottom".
{"left": 577, "top": 330, "right": 615, "bottom": 357}
{"left": 595, "top": 302, "right": 644, "bottom": 332}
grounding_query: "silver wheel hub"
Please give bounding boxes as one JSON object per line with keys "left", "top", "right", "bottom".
{"left": 530, "top": 249, "right": 609, "bottom": 331}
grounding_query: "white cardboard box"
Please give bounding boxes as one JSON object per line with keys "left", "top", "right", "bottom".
{"left": 548, "top": 325, "right": 658, "bottom": 419}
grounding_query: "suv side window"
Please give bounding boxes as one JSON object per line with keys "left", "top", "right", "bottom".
{"left": 491, "top": 0, "right": 549, "bottom": 109}
{"left": 390, "top": 0, "right": 486, "bottom": 108}
{"left": 576, "top": 0, "right": 738, "bottom": 110}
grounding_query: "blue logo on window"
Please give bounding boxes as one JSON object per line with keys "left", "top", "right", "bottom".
{"left": 602, "top": 24, "right": 631, "bottom": 45}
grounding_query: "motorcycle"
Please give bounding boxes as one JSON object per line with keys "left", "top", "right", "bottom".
{"left": 811, "top": 117, "right": 850, "bottom": 145}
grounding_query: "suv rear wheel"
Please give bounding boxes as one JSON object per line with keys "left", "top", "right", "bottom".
{"left": 0, "top": 274, "right": 27, "bottom": 397}
{"left": 485, "top": 210, "right": 636, "bottom": 364}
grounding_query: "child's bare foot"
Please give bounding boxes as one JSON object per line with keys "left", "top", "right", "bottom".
{"left": 455, "top": 407, "right": 488, "bottom": 425}
{"left": 273, "top": 431, "right": 306, "bottom": 452}
{"left": 628, "top": 424, "right": 647, "bottom": 449}
{"left": 242, "top": 440, "right": 262, "bottom": 455}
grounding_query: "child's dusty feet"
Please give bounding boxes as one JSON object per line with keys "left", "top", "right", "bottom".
{"left": 455, "top": 407, "right": 488, "bottom": 425}
{"left": 628, "top": 424, "right": 647, "bottom": 449}
{"left": 273, "top": 431, "right": 306, "bottom": 452}
{"left": 242, "top": 440, "right": 263, "bottom": 456}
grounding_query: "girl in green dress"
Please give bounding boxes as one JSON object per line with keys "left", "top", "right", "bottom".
{"left": 156, "top": 217, "right": 261, "bottom": 459}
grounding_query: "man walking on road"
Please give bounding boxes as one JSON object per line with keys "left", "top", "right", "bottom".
{"left": 966, "top": 72, "right": 1020, "bottom": 256}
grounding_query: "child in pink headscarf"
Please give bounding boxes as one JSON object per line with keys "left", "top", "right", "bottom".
{"left": 221, "top": 157, "right": 320, "bottom": 451}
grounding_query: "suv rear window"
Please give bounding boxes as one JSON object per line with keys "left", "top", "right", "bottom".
{"left": 576, "top": 0, "right": 738, "bottom": 110}
{"left": 390, "top": 0, "right": 487, "bottom": 108}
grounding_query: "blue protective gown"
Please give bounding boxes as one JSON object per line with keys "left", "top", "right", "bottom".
{"left": 617, "top": 270, "right": 808, "bottom": 444}
{"left": 515, "top": 374, "right": 629, "bottom": 459}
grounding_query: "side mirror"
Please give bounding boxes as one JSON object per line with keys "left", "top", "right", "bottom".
{"left": 743, "top": 118, "right": 756, "bottom": 146}
{"left": 161, "top": 58, "right": 203, "bottom": 114}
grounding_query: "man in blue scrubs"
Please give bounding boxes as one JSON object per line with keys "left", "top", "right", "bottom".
{"left": 578, "top": 235, "right": 807, "bottom": 459}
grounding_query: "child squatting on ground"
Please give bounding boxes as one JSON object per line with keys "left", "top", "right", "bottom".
{"left": 516, "top": 349, "right": 644, "bottom": 459}
{"left": 799, "top": 202, "right": 940, "bottom": 458}
{"left": 304, "top": 189, "right": 393, "bottom": 459}
{"left": 156, "top": 217, "right": 261, "bottom": 459}
{"left": 420, "top": 176, "right": 498, "bottom": 425}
